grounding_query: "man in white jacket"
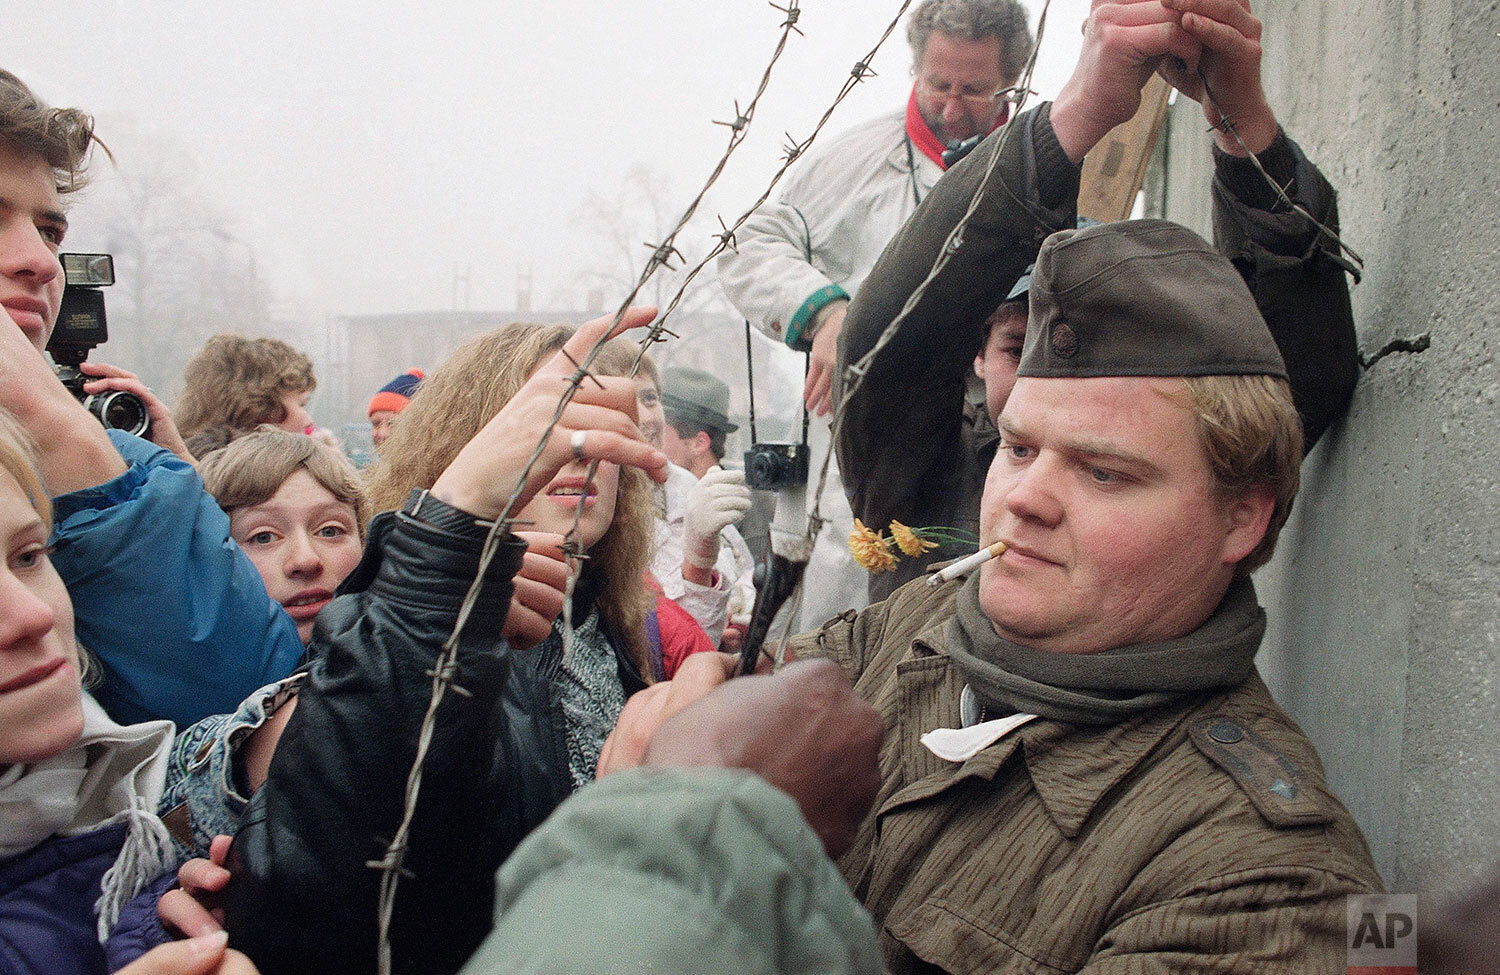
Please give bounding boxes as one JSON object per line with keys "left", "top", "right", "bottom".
{"left": 717, "top": 0, "right": 1032, "bottom": 633}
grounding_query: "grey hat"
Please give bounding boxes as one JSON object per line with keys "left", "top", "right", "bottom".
{"left": 661, "top": 366, "right": 739, "bottom": 433}
{"left": 1018, "top": 219, "right": 1287, "bottom": 381}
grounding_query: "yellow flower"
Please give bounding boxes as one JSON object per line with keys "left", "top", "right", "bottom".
{"left": 889, "top": 520, "right": 938, "bottom": 558}
{"left": 849, "top": 518, "right": 898, "bottom": 574}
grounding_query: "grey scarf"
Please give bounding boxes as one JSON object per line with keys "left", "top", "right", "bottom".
{"left": 946, "top": 574, "right": 1265, "bottom": 725}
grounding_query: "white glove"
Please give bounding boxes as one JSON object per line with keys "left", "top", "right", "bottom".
{"left": 683, "top": 466, "right": 752, "bottom": 571}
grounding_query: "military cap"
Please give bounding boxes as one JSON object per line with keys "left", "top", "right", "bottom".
{"left": 1018, "top": 219, "right": 1287, "bottom": 380}
{"left": 661, "top": 366, "right": 739, "bottom": 433}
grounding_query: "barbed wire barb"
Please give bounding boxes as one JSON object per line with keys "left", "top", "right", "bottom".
{"left": 558, "top": 349, "right": 606, "bottom": 389}
{"left": 1197, "top": 69, "right": 1364, "bottom": 281}
{"left": 769, "top": 1, "right": 803, "bottom": 35}
{"left": 369, "top": 2, "right": 836, "bottom": 967}
{"left": 714, "top": 100, "right": 754, "bottom": 133}
{"left": 716, "top": 215, "right": 739, "bottom": 251}
{"left": 643, "top": 240, "right": 686, "bottom": 271}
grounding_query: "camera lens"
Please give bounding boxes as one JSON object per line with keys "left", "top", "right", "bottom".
{"left": 87, "top": 391, "right": 151, "bottom": 438}
{"left": 747, "top": 449, "right": 786, "bottom": 489}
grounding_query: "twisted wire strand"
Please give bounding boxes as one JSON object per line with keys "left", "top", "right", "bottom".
{"left": 770, "top": 0, "right": 1056, "bottom": 659}
{"left": 370, "top": 1, "right": 915, "bottom": 967}
{"left": 1196, "top": 68, "right": 1364, "bottom": 281}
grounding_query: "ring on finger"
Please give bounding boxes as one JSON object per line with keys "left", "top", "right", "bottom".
{"left": 570, "top": 429, "right": 587, "bottom": 461}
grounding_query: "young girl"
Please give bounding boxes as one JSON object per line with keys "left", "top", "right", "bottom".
{"left": 197, "top": 431, "right": 368, "bottom": 645}
{"left": 366, "top": 321, "right": 658, "bottom": 788}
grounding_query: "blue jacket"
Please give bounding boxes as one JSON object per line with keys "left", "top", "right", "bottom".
{"left": 49, "top": 431, "right": 305, "bottom": 727}
{"left": 0, "top": 823, "right": 126, "bottom": 975}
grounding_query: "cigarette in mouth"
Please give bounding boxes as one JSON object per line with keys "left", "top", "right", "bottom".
{"left": 927, "top": 541, "right": 1007, "bottom": 586}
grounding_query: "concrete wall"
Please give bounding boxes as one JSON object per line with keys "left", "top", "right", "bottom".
{"left": 1158, "top": 0, "right": 1500, "bottom": 893}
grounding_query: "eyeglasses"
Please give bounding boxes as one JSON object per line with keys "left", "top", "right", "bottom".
{"left": 916, "top": 74, "right": 1005, "bottom": 105}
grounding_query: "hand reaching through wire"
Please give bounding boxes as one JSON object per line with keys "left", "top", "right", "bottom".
{"left": 1051, "top": 0, "right": 1204, "bottom": 162}
{"left": 602, "top": 657, "right": 882, "bottom": 857}
{"left": 430, "top": 307, "right": 670, "bottom": 522}
{"left": 1158, "top": 0, "right": 1277, "bottom": 155}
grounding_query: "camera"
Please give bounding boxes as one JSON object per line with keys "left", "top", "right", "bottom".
{"left": 942, "top": 135, "right": 981, "bottom": 168}
{"left": 46, "top": 254, "right": 151, "bottom": 438}
{"left": 744, "top": 442, "right": 809, "bottom": 491}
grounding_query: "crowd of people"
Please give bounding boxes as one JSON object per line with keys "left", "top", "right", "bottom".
{"left": 4, "top": 0, "right": 1489, "bottom": 972}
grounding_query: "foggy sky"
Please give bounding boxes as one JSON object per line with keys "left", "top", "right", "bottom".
{"left": 4, "top": 0, "right": 1087, "bottom": 319}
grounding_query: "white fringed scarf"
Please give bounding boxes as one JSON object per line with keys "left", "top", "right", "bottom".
{"left": 0, "top": 692, "right": 175, "bottom": 942}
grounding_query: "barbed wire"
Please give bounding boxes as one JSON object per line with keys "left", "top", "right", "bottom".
{"left": 366, "top": 1, "right": 1370, "bottom": 965}
{"left": 628, "top": 0, "right": 916, "bottom": 344}
{"left": 1196, "top": 67, "right": 1364, "bottom": 282}
{"left": 762, "top": 0, "right": 1057, "bottom": 660}
{"left": 367, "top": 1, "right": 917, "bottom": 968}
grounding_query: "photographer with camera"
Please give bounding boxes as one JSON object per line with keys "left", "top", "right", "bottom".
{"left": 46, "top": 251, "right": 196, "bottom": 464}
{"left": 0, "top": 68, "right": 304, "bottom": 727}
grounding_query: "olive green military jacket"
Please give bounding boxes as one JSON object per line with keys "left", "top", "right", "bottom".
{"left": 789, "top": 576, "right": 1383, "bottom": 975}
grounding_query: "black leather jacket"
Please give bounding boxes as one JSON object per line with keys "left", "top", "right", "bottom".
{"left": 225, "top": 495, "right": 642, "bottom": 975}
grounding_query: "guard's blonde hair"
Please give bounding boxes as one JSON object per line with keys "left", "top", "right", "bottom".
{"left": 198, "top": 429, "right": 368, "bottom": 540}
{"left": 1177, "top": 374, "right": 1303, "bottom": 576}
{"left": 367, "top": 323, "right": 654, "bottom": 676}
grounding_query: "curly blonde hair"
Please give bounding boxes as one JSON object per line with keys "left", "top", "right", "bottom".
{"left": 367, "top": 323, "right": 655, "bottom": 676}
{"left": 176, "top": 335, "right": 316, "bottom": 446}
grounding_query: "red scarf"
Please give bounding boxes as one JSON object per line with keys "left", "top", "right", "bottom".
{"left": 905, "top": 86, "right": 1009, "bottom": 170}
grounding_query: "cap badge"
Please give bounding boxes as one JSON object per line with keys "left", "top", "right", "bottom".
{"left": 1050, "top": 322, "right": 1079, "bottom": 359}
